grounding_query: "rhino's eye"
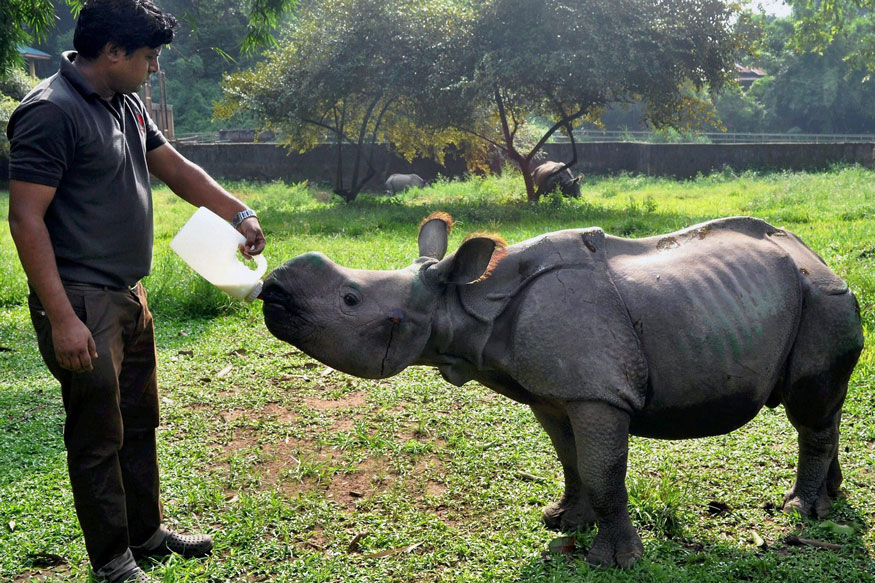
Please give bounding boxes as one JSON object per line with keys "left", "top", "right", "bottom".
{"left": 343, "top": 293, "right": 360, "bottom": 307}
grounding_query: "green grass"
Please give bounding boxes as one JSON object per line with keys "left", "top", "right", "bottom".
{"left": 2, "top": 167, "right": 875, "bottom": 582}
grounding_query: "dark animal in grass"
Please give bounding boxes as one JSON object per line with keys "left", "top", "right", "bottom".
{"left": 532, "top": 161, "right": 581, "bottom": 198}
{"left": 260, "top": 212, "right": 863, "bottom": 568}
{"left": 384, "top": 173, "right": 427, "bottom": 195}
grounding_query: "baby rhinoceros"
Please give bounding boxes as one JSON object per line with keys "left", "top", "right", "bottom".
{"left": 261, "top": 213, "right": 863, "bottom": 568}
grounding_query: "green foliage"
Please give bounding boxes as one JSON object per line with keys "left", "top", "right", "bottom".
{"left": 0, "top": 66, "right": 37, "bottom": 101}
{"left": 785, "top": 0, "right": 875, "bottom": 72}
{"left": 0, "top": 95, "right": 20, "bottom": 158}
{"left": 0, "top": 68, "right": 39, "bottom": 157}
{"left": 715, "top": 9, "right": 875, "bottom": 134}
{"left": 3, "top": 0, "right": 296, "bottom": 134}
{"left": 0, "top": 0, "right": 60, "bottom": 79}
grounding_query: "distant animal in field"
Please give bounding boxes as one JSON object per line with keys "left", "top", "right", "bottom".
{"left": 260, "top": 213, "right": 863, "bottom": 568}
{"left": 384, "top": 173, "right": 427, "bottom": 195}
{"left": 532, "top": 161, "right": 581, "bottom": 197}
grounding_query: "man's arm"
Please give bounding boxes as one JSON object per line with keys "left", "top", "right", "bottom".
{"left": 8, "top": 180, "right": 98, "bottom": 372}
{"left": 146, "top": 143, "right": 266, "bottom": 257}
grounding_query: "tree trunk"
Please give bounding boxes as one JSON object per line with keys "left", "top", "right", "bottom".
{"left": 519, "top": 158, "right": 538, "bottom": 203}
{"left": 494, "top": 88, "right": 538, "bottom": 201}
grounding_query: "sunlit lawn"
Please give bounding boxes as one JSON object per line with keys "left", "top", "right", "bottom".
{"left": 1, "top": 167, "right": 874, "bottom": 582}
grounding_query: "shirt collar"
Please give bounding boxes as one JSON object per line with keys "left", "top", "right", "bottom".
{"left": 60, "top": 51, "right": 104, "bottom": 100}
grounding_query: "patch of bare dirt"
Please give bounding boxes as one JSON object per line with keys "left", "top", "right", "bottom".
{"left": 303, "top": 391, "right": 367, "bottom": 411}
{"left": 12, "top": 563, "right": 75, "bottom": 582}
{"left": 261, "top": 402, "right": 299, "bottom": 423}
{"left": 324, "top": 457, "right": 391, "bottom": 506}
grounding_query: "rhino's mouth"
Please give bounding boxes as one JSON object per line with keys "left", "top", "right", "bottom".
{"left": 260, "top": 279, "right": 318, "bottom": 344}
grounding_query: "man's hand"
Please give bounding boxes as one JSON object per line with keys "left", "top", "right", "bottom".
{"left": 9, "top": 179, "right": 99, "bottom": 373}
{"left": 52, "top": 315, "right": 99, "bottom": 373}
{"left": 237, "top": 216, "right": 266, "bottom": 259}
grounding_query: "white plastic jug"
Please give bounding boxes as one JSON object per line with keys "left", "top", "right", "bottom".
{"left": 170, "top": 207, "right": 267, "bottom": 302}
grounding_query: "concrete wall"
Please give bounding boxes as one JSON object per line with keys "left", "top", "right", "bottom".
{"left": 172, "top": 143, "right": 469, "bottom": 188}
{"left": 175, "top": 141, "right": 875, "bottom": 186}
{"left": 541, "top": 142, "right": 875, "bottom": 178}
{"left": 3, "top": 141, "right": 873, "bottom": 187}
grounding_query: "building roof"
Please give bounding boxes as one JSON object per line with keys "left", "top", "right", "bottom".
{"left": 735, "top": 64, "right": 766, "bottom": 77}
{"left": 17, "top": 44, "right": 51, "bottom": 59}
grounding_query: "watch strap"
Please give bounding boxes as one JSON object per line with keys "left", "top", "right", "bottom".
{"left": 231, "top": 209, "right": 257, "bottom": 229}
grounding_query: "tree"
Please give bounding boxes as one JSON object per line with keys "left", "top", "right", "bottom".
{"left": 218, "top": 0, "right": 476, "bottom": 201}
{"left": 1, "top": 0, "right": 296, "bottom": 81}
{"left": 786, "top": 0, "right": 875, "bottom": 72}
{"left": 421, "top": 0, "right": 752, "bottom": 201}
{"left": 713, "top": 12, "right": 875, "bottom": 134}
{"left": 152, "top": 0, "right": 268, "bottom": 133}
{"left": 1, "top": 0, "right": 64, "bottom": 79}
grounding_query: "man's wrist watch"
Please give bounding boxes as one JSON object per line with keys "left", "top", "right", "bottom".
{"left": 231, "top": 209, "right": 257, "bottom": 229}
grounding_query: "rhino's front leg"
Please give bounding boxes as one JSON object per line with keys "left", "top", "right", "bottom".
{"left": 566, "top": 400, "right": 643, "bottom": 569}
{"left": 530, "top": 404, "right": 596, "bottom": 532}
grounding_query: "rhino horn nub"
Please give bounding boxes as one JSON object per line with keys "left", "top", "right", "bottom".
{"left": 418, "top": 212, "right": 455, "bottom": 259}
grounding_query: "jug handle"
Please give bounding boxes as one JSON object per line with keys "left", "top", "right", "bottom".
{"left": 251, "top": 254, "right": 268, "bottom": 278}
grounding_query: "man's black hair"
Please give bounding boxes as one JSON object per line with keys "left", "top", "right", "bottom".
{"left": 74, "top": 0, "right": 177, "bottom": 59}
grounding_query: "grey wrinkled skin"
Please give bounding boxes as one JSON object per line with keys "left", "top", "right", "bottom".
{"left": 532, "top": 161, "right": 581, "bottom": 198}
{"left": 261, "top": 214, "right": 863, "bottom": 568}
{"left": 384, "top": 173, "right": 427, "bottom": 196}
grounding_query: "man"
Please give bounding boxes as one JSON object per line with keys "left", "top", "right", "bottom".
{"left": 6, "top": 1, "right": 266, "bottom": 581}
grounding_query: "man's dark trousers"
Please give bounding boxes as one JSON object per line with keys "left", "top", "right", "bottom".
{"left": 29, "top": 282, "right": 162, "bottom": 570}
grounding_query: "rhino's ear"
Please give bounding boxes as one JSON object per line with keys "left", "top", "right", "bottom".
{"left": 428, "top": 234, "right": 507, "bottom": 285}
{"left": 418, "top": 212, "right": 454, "bottom": 259}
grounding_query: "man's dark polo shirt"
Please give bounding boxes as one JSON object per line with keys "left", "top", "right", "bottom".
{"left": 7, "top": 51, "right": 167, "bottom": 288}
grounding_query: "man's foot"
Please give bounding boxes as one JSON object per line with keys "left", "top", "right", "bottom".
{"left": 114, "top": 566, "right": 150, "bottom": 582}
{"left": 132, "top": 530, "right": 213, "bottom": 559}
{"left": 94, "top": 549, "right": 146, "bottom": 583}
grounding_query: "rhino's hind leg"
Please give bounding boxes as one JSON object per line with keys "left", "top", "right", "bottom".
{"left": 531, "top": 404, "right": 596, "bottom": 532}
{"left": 781, "top": 288, "right": 862, "bottom": 518}
{"left": 566, "top": 401, "right": 643, "bottom": 568}
{"left": 782, "top": 420, "right": 839, "bottom": 518}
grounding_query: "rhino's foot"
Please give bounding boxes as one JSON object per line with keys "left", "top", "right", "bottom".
{"left": 782, "top": 487, "right": 832, "bottom": 519}
{"left": 585, "top": 521, "right": 643, "bottom": 569}
{"left": 542, "top": 495, "right": 597, "bottom": 532}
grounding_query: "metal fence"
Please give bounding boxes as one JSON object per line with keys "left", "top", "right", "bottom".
{"left": 173, "top": 129, "right": 875, "bottom": 145}
{"left": 561, "top": 130, "right": 875, "bottom": 144}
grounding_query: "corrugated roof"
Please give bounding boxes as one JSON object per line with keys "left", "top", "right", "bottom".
{"left": 17, "top": 44, "right": 51, "bottom": 59}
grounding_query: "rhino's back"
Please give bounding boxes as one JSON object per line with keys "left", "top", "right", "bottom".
{"left": 605, "top": 217, "right": 814, "bottom": 437}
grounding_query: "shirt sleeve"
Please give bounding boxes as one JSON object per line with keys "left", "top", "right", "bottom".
{"left": 7, "top": 101, "right": 76, "bottom": 188}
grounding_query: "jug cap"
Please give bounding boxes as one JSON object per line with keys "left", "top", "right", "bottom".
{"left": 245, "top": 280, "right": 264, "bottom": 303}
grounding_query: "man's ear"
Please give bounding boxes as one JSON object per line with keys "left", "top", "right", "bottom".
{"left": 104, "top": 42, "right": 123, "bottom": 62}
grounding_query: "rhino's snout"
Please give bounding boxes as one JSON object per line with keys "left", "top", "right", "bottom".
{"left": 260, "top": 275, "right": 313, "bottom": 345}
{"left": 260, "top": 276, "right": 289, "bottom": 306}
